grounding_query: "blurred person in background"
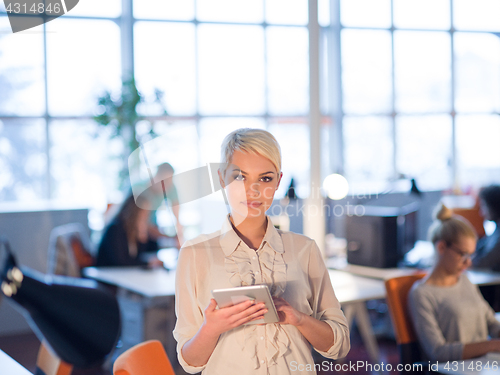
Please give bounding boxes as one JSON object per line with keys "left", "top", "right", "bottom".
{"left": 473, "top": 185, "right": 500, "bottom": 271}
{"left": 96, "top": 194, "right": 162, "bottom": 267}
{"left": 140, "top": 162, "right": 184, "bottom": 247}
{"left": 409, "top": 204, "right": 500, "bottom": 362}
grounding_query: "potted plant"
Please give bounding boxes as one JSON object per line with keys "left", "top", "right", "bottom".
{"left": 94, "top": 77, "right": 167, "bottom": 186}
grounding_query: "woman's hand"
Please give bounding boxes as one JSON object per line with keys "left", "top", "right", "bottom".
{"left": 202, "top": 298, "right": 268, "bottom": 337}
{"left": 182, "top": 299, "right": 266, "bottom": 368}
{"left": 147, "top": 257, "right": 164, "bottom": 269}
{"left": 273, "top": 297, "right": 305, "bottom": 326}
{"left": 273, "top": 297, "right": 335, "bottom": 352}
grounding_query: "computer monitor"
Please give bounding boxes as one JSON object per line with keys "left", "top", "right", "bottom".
{"left": 345, "top": 203, "right": 418, "bottom": 268}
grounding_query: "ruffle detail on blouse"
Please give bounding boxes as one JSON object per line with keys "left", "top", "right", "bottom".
{"left": 237, "top": 323, "right": 291, "bottom": 370}
{"left": 264, "top": 324, "right": 290, "bottom": 366}
{"left": 225, "top": 246, "right": 255, "bottom": 287}
{"left": 224, "top": 236, "right": 288, "bottom": 371}
{"left": 259, "top": 245, "right": 286, "bottom": 297}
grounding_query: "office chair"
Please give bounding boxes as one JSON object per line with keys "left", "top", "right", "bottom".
{"left": 113, "top": 340, "right": 175, "bottom": 375}
{"left": 36, "top": 341, "right": 73, "bottom": 375}
{"left": 47, "top": 223, "right": 94, "bottom": 277}
{"left": 452, "top": 207, "right": 485, "bottom": 238}
{"left": 385, "top": 273, "right": 427, "bottom": 374}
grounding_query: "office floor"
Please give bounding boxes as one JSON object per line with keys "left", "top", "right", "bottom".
{"left": 0, "top": 323, "right": 399, "bottom": 375}
{"left": 0, "top": 332, "right": 111, "bottom": 375}
{"left": 317, "top": 327, "right": 400, "bottom": 375}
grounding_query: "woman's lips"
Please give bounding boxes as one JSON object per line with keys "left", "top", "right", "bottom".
{"left": 244, "top": 201, "right": 262, "bottom": 208}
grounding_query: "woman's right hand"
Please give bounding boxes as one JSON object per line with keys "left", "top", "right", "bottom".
{"left": 202, "top": 298, "right": 268, "bottom": 337}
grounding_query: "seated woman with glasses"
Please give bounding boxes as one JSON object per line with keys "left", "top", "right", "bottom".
{"left": 409, "top": 203, "right": 500, "bottom": 362}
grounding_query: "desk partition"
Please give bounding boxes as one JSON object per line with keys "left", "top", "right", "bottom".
{"left": 0, "top": 204, "right": 89, "bottom": 336}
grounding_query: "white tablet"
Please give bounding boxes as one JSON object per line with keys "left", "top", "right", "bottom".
{"left": 211, "top": 285, "right": 279, "bottom": 325}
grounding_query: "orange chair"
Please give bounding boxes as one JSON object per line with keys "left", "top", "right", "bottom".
{"left": 452, "top": 207, "right": 485, "bottom": 238}
{"left": 36, "top": 341, "right": 73, "bottom": 375}
{"left": 47, "top": 223, "right": 95, "bottom": 278}
{"left": 113, "top": 340, "right": 175, "bottom": 375}
{"left": 385, "top": 274, "right": 427, "bottom": 372}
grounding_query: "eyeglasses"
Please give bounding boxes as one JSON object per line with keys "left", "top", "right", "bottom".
{"left": 447, "top": 243, "right": 476, "bottom": 263}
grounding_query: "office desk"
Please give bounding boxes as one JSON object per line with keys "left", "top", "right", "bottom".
{"left": 327, "top": 260, "right": 418, "bottom": 280}
{"left": 83, "top": 266, "right": 176, "bottom": 297}
{"left": 329, "top": 270, "right": 386, "bottom": 364}
{"left": 86, "top": 266, "right": 500, "bottom": 367}
{"left": 82, "top": 267, "right": 177, "bottom": 364}
{"left": 84, "top": 267, "right": 385, "bottom": 365}
{"left": 467, "top": 270, "right": 500, "bottom": 286}
{"left": 329, "top": 261, "right": 500, "bottom": 287}
{"left": 0, "top": 350, "right": 32, "bottom": 375}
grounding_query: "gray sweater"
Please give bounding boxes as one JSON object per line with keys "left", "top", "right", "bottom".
{"left": 408, "top": 274, "right": 500, "bottom": 362}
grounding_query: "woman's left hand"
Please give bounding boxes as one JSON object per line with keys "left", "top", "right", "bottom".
{"left": 273, "top": 297, "right": 305, "bottom": 326}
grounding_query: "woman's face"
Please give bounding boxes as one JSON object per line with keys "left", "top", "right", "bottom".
{"left": 220, "top": 150, "right": 282, "bottom": 221}
{"left": 439, "top": 235, "right": 477, "bottom": 275}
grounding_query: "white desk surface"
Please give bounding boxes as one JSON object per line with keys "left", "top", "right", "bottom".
{"left": 0, "top": 350, "right": 32, "bottom": 375}
{"left": 83, "top": 267, "right": 176, "bottom": 297}
{"left": 83, "top": 267, "right": 386, "bottom": 364}
{"left": 329, "top": 270, "right": 386, "bottom": 304}
{"left": 83, "top": 265, "right": 500, "bottom": 303}
{"left": 83, "top": 267, "right": 385, "bottom": 303}
{"left": 329, "top": 262, "right": 418, "bottom": 280}
{"left": 329, "top": 262, "right": 500, "bottom": 287}
{"left": 467, "top": 270, "right": 500, "bottom": 286}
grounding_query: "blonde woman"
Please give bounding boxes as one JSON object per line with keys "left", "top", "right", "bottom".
{"left": 409, "top": 204, "right": 500, "bottom": 362}
{"left": 173, "top": 128, "right": 350, "bottom": 374}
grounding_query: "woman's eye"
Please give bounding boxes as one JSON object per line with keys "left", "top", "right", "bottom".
{"left": 233, "top": 174, "right": 244, "bottom": 181}
{"left": 261, "top": 176, "right": 273, "bottom": 182}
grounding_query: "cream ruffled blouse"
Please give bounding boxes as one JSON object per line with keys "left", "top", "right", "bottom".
{"left": 173, "top": 216, "right": 350, "bottom": 375}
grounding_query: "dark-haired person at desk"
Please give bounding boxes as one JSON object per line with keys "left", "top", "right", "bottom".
{"left": 96, "top": 194, "right": 162, "bottom": 267}
{"left": 473, "top": 185, "right": 500, "bottom": 271}
{"left": 409, "top": 204, "right": 500, "bottom": 362}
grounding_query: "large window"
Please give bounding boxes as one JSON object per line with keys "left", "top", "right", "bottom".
{"left": 2, "top": 0, "right": 500, "bottom": 228}
{"left": 337, "top": 0, "right": 500, "bottom": 192}
{"left": 0, "top": 6, "right": 123, "bottom": 210}
{"left": 0, "top": 0, "right": 310, "bottom": 235}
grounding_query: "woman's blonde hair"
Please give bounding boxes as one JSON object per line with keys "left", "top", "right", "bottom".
{"left": 220, "top": 128, "right": 282, "bottom": 173}
{"left": 428, "top": 203, "right": 477, "bottom": 245}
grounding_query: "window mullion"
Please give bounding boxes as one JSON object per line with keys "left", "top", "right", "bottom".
{"left": 390, "top": 0, "right": 397, "bottom": 180}
{"left": 121, "top": 0, "right": 134, "bottom": 78}
{"left": 450, "top": 0, "right": 457, "bottom": 190}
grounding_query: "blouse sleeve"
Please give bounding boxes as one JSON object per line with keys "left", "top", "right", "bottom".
{"left": 307, "top": 240, "right": 350, "bottom": 359}
{"left": 408, "top": 285, "right": 463, "bottom": 362}
{"left": 172, "top": 245, "right": 207, "bottom": 374}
